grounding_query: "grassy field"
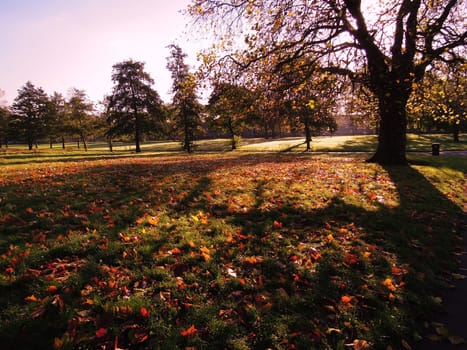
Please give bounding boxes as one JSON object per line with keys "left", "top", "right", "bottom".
{"left": 0, "top": 136, "right": 465, "bottom": 349}
{"left": 1, "top": 133, "right": 465, "bottom": 158}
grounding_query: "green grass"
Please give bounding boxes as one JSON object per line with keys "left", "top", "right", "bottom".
{"left": 0, "top": 139, "right": 465, "bottom": 349}
{"left": 1, "top": 134, "right": 465, "bottom": 162}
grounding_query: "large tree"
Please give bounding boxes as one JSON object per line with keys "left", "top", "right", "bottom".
{"left": 11, "top": 82, "right": 50, "bottom": 150}
{"left": 0, "top": 105, "right": 10, "bottom": 148}
{"left": 189, "top": 0, "right": 466, "bottom": 164}
{"left": 106, "top": 60, "right": 163, "bottom": 153}
{"left": 166, "top": 45, "right": 203, "bottom": 153}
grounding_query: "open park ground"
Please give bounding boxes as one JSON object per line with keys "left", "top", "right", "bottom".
{"left": 0, "top": 134, "right": 465, "bottom": 349}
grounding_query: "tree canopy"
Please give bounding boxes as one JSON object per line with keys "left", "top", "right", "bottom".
{"left": 106, "top": 60, "right": 164, "bottom": 152}
{"left": 189, "top": 0, "right": 466, "bottom": 164}
{"left": 11, "top": 82, "right": 50, "bottom": 150}
{"left": 167, "top": 45, "right": 203, "bottom": 153}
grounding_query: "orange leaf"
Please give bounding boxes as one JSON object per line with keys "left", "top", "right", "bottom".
{"left": 25, "top": 295, "right": 38, "bottom": 302}
{"left": 170, "top": 247, "right": 182, "bottom": 255}
{"left": 383, "top": 278, "right": 397, "bottom": 292}
{"left": 47, "top": 285, "right": 58, "bottom": 294}
{"left": 96, "top": 328, "right": 108, "bottom": 338}
{"left": 147, "top": 216, "right": 159, "bottom": 226}
{"left": 353, "top": 339, "right": 371, "bottom": 350}
{"left": 341, "top": 295, "right": 354, "bottom": 304}
{"left": 25, "top": 207, "right": 34, "bottom": 214}
{"left": 180, "top": 324, "right": 196, "bottom": 337}
{"left": 273, "top": 220, "right": 283, "bottom": 229}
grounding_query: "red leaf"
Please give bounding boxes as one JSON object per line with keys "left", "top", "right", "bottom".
{"left": 140, "top": 306, "right": 150, "bottom": 318}
{"left": 96, "top": 328, "right": 108, "bottom": 338}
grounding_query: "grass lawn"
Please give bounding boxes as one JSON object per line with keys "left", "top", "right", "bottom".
{"left": 0, "top": 139, "right": 465, "bottom": 349}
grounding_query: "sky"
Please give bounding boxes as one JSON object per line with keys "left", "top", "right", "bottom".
{"left": 0, "top": 0, "right": 207, "bottom": 105}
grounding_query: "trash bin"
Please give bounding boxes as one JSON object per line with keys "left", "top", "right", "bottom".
{"left": 432, "top": 143, "right": 440, "bottom": 156}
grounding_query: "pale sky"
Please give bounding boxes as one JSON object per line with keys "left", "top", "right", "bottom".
{"left": 0, "top": 0, "right": 205, "bottom": 105}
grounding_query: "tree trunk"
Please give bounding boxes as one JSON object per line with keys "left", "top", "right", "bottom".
{"left": 367, "top": 94, "right": 408, "bottom": 165}
{"left": 453, "top": 125, "right": 459, "bottom": 142}
{"left": 135, "top": 126, "right": 141, "bottom": 153}
{"left": 62, "top": 136, "right": 65, "bottom": 149}
{"left": 228, "top": 121, "right": 236, "bottom": 150}
{"left": 108, "top": 137, "right": 113, "bottom": 152}
{"left": 304, "top": 116, "right": 312, "bottom": 151}
{"left": 81, "top": 134, "right": 88, "bottom": 151}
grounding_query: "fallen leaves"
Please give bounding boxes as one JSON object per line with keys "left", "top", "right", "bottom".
{"left": 0, "top": 153, "right": 460, "bottom": 350}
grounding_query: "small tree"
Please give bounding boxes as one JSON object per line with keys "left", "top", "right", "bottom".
{"left": 106, "top": 60, "right": 163, "bottom": 153}
{"left": 11, "top": 81, "right": 50, "bottom": 150}
{"left": 207, "top": 82, "right": 256, "bottom": 150}
{"left": 166, "top": 45, "right": 202, "bottom": 153}
{"left": 47, "top": 92, "right": 67, "bottom": 148}
{"left": 66, "top": 89, "right": 95, "bottom": 151}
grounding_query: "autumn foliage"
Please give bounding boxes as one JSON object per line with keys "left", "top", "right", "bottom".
{"left": 0, "top": 152, "right": 463, "bottom": 349}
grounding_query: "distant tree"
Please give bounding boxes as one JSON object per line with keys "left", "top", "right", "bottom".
{"left": 408, "top": 62, "right": 466, "bottom": 141}
{"left": 47, "top": 92, "right": 67, "bottom": 148}
{"left": 166, "top": 45, "right": 202, "bottom": 153}
{"left": 11, "top": 81, "right": 50, "bottom": 150}
{"left": 190, "top": 0, "right": 466, "bottom": 164}
{"left": 66, "top": 88, "right": 95, "bottom": 151}
{"left": 207, "top": 82, "right": 256, "bottom": 149}
{"left": 106, "top": 60, "right": 164, "bottom": 153}
{"left": 0, "top": 106, "right": 10, "bottom": 148}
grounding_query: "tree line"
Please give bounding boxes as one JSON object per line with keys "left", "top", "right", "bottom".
{"left": 0, "top": 44, "right": 341, "bottom": 153}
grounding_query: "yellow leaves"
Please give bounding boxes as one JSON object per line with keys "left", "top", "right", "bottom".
{"left": 383, "top": 278, "right": 397, "bottom": 292}
{"left": 191, "top": 211, "right": 210, "bottom": 225}
{"left": 200, "top": 246, "right": 211, "bottom": 261}
{"left": 136, "top": 214, "right": 159, "bottom": 226}
{"left": 243, "top": 256, "right": 262, "bottom": 265}
{"left": 308, "top": 99, "right": 316, "bottom": 110}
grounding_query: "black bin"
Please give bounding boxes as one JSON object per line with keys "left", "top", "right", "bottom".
{"left": 431, "top": 143, "right": 440, "bottom": 156}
